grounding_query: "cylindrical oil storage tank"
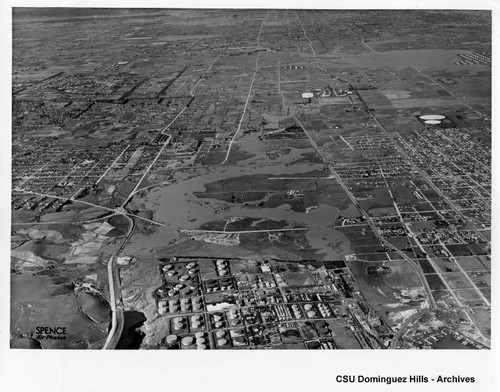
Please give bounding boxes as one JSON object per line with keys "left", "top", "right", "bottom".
{"left": 187, "top": 269, "right": 197, "bottom": 276}
{"left": 186, "top": 262, "right": 197, "bottom": 269}
{"left": 196, "top": 337, "right": 206, "bottom": 346}
{"left": 215, "top": 330, "right": 226, "bottom": 339}
{"left": 217, "top": 338, "right": 228, "bottom": 348}
{"left": 216, "top": 259, "right": 225, "bottom": 266}
{"left": 228, "top": 312, "right": 239, "bottom": 320}
{"left": 162, "top": 264, "right": 173, "bottom": 272}
{"left": 213, "top": 314, "right": 223, "bottom": 322}
{"left": 191, "top": 314, "right": 203, "bottom": 322}
{"left": 232, "top": 336, "right": 246, "bottom": 346}
{"left": 229, "top": 318, "right": 241, "bottom": 326}
{"left": 192, "top": 297, "right": 202, "bottom": 308}
{"left": 169, "top": 299, "right": 179, "bottom": 307}
{"left": 179, "top": 274, "right": 190, "bottom": 282}
{"left": 195, "top": 332, "right": 205, "bottom": 339}
{"left": 173, "top": 317, "right": 184, "bottom": 329}
{"left": 304, "top": 304, "right": 313, "bottom": 311}
{"left": 157, "top": 287, "right": 167, "bottom": 297}
{"left": 220, "top": 282, "right": 232, "bottom": 291}
{"left": 169, "top": 306, "right": 179, "bottom": 314}
{"left": 181, "top": 287, "right": 192, "bottom": 296}
{"left": 181, "top": 336, "right": 195, "bottom": 349}
{"left": 167, "top": 270, "right": 177, "bottom": 277}
{"left": 197, "top": 344, "right": 207, "bottom": 350}
{"left": 158, "top": 307, "right": 168, "bottom": 315}
{"left": 307, "top": 311, "right": 317, "bottom": 318}
{"left": 166, "top": 334, "right": 178, "bottom": 346}
{"left": 191, "top": 321, "right": 203, "bottom": 329}
{"left": 214, "top": 321, "right": 224, "bottom": 329}
{"left": 230, "top": 328, "right": 244, "bottom": 337}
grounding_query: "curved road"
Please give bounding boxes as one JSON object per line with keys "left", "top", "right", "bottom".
{"left": 102, "top": 214, "right": 134, "bottom": 350}
{"left": 221, "top": 15, "right": 266, "bottom": 164}
{"left": 390, "top": 310, "right": 429, "bottom": 349}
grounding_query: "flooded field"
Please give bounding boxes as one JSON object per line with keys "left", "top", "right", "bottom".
{"left": 116, "top": 311, "right": 147, "bottom": 349}
{"left": 323, "top": 49, "right": 468, "bottom": 69}
{"left": 10, "top": 8, "right": 491, "bottom": 358}
{"left": 126, "top": 161, "right": 352, "bottom": 259}
{"left": 432, "top": 334, "right": 479, "bottom": 350}
{"left": 236, "top": 132, "right": 317, "bottom": 166}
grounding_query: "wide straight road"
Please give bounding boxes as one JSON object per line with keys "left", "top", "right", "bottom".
{"left": 103, "top": 214, "right": 134, "bottom": 350}
{"left": 222, "top": 15, "right": 266, "bottom": 165}
{"left": 182, "top": 227, "right": 308, "bottom": 235}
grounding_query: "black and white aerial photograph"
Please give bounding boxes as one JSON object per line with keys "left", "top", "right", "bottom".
{"left": 2, "top": 1, "right": 498, "bottom": 392}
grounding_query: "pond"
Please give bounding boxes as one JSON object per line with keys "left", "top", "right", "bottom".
{"left": 116, "top": 311, "right": 147, "bottom": 349}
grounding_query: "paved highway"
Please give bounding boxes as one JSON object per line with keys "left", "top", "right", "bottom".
{"left": 14, "top": 188, "right": 165, "bottom": 226}
{"left": 222, "top": 15, "right": 266, "bottom": 164}
{"left": 182, "top": 227, "right": 308, "bottom": 235}
{"left": 103, "top": 213, "right": 134, "bottom": 349}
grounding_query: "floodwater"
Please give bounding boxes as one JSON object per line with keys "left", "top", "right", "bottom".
{"left": 235, "top": 131, "right": 316, "bottom": 166}
{"left": 127, "top": 161, "right": 353, "bottom": 259}
{"left": 431, "top": 335, "right": 478, "bottom": 350}
{"left": 116, "top": 310, "right": 147, "bottom": 349}
{"left": 324, "top": 49, "right": 468, "bottom": 69}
